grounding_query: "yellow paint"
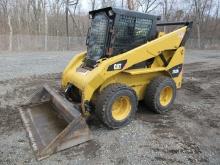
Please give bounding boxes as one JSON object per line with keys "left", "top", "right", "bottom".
{"left": 112, "top": 96, "right": 131, "bottom": 121}
{"left": 123, "top": 67, "right": 166, "bottom": 75}
{"left": 166, "top": 47, "right": 185, "bottom": 88}
{"left": 160, "top": 86, "right": 173, "bottom": 106}
{"left": 61, "top": 26, "right": 187, "bottom": 115}
{"left": 158, "top": 32, "right": 165, "bottom": 37}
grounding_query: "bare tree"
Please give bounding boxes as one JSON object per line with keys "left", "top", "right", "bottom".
{"left": 101, "top": 0, "right": 115, "bottom": 7}
{"left": 136, "top": 0, "right": 161, "bottom": 13}
{"left": 192, "top": 0, "right": 211, "bottom": 48}
{"left": 65, "top": 0, "right": 69, "bottom": 43}
{"left": 89, "top": 0, "right": 96, "bottom": 10}
{"left": 121, "top": 0, "right": 124, "bottom": 8}
{"left": 0, "top": 0, "right": 220, "bottom": 51}
{"left": 15, "top": 0, "right": 21, "bottom": 50}
{"left": 0, "top": 0, "right": 13, "bottom": 51}
{"left": 64, "top": 0, "right": 80, "bottom": 49}
{"left": 213, "top": 0, "right": 220, "bottom": 32}
{"left": 159, "top": 0, "right": 176, "bottom": 32}
{"left": 8, "top": 14, "right": 13, "bottom": 51}
{"left": 162, "top": 0, "right": 176, "bottom": 21}
{"left": 43, "top": 0, "right": 48, "bottom": 50}
{"left": 30, "top": 0, "right": 43, "bottom": 35}
{"left": 127, "top": 0, "right": 136, "bottom": 10}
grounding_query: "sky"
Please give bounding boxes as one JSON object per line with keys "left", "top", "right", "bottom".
{"left": 80, "top": 0, "right": 90, "bottom": 12}
{"left": 74, "top": 0, "right": 219, "bottom": 17}
{"left": 77, "top": 0, "right": 183, "bottom": 16}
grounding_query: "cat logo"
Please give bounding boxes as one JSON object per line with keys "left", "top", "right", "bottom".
{"left": 114, "top": 63, "right": 122, "bottom": 70}
{"left": 107, "top": 60, "right": 127, "bottom": 71}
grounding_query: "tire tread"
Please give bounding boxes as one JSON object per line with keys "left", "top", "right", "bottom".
{"left": 96, "top": 83, "right": 137, "bottom": 129}
{"left": 144, "top": 76, "right": 176, "bottom": 114}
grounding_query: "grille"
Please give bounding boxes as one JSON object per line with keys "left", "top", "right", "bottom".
{"left": 112, "top": 15, "right": 153, "bottom": 55}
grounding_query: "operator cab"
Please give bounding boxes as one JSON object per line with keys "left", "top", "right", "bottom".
{"left": 85, "top": 7, "right": 159, "bottom": 68}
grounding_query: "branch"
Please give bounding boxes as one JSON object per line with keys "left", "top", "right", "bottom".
{"left": 68, "top": 7, "right": 82, "bottom": 36}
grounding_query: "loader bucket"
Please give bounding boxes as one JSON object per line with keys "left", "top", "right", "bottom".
{"left": 19, "top": 85, "right": 92, "bottom": 160}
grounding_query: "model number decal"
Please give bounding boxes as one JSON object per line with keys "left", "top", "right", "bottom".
{"left": 169, "top": 64, "right": 183, "bottom": 77}
{"left": 172, "top": 69, "right": 179, "bottom": 74}
{"left": 107, "top": 60, "right": 127, "bottom": 71}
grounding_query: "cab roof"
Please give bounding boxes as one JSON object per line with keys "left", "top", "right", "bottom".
{"left": 89, "top": 7, "right": 160, "bottom": 21}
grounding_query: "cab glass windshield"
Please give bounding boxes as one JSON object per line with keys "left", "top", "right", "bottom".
{"left": 87, "top": 13, "right": 108, "bottom": 61}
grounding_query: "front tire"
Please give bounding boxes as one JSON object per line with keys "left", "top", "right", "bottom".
{"left": 144, "top": 76, "right": 176, "bottom": 114}
{"left": 95, "top": 84, "right": 137, "bottom": 129}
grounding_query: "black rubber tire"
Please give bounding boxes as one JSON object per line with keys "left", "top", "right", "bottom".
{"left": 95, "top": 84, "right": 137, "bottom": 129}
{"left": 144, "top": 76, "right": 176, "bottom": 114}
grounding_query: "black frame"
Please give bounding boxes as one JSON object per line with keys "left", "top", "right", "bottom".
{"left": 157, "top": 21, "right": 193, "bottom": 46}
{"left": 157, "top": 21, "right": 192, "bottom": 26}
{"left": 86, "top": 7, "right": 193, "bottom": 68}
{"left": 86, "top": 12, "right": 110, "bottom": 61}
{"left": 85, "top": 7, "right": 159, "bottom": 67}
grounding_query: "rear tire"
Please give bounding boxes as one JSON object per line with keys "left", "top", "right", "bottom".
{"left": 95, "top": 84, "right": 137, "bottom": 129}
{"left": 144, "top": 76, "right": 176, "bottom": 114}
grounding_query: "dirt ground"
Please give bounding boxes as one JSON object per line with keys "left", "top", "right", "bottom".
{"left": 0, "top": 50, "right": 219, "bottom": 164}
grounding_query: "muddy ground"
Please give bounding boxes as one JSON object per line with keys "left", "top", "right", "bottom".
{"left": 0, "top": 50, "right": 219, "bottom": 164}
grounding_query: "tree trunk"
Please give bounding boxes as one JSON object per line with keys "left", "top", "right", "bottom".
{"left": 44, "top": 0, "right": 48, "bottom": 51}
{"left": 127, "top": 0, "right": 135, "bottom": 10}
{"left": 56, "top": 0, "right": 59, "bottom": 50}
{"left": 91, "top": 0, "right": 96, "bottom": 10}
{"left": 197, "top": 23, "right": 201, "bottom": 49}
{"left": 26, "top": 0, "right": 30, "bottom": 34}
{"left": 17, "top": 1, "right": 21, "bottom": 51}
{"left": 8, "top": 15, "right": 13, "bottom": 51}
{"left": 68, "top": 8, "right": 82, "bottom": 37}
{"left": 66, "top": 0, "right": 69, "bottom": 50}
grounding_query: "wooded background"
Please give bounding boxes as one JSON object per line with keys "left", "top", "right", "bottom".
{"left": 0, "top": 0, "right": 219, "bottom": 51}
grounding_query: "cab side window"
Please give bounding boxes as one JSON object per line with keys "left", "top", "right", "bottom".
{"left": 134, "top": 18, "right": 153, "bottom": 45}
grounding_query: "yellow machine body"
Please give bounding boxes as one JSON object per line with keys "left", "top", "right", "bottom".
{"left": 62, "top": 26, "right": 186, "bottom": 115}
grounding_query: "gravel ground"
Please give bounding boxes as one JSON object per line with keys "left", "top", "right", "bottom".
{"left": 0, "top": 50, "right": 219, "bottom": 164}
{"left": 0, "top": 51, "right": 79, "bottom": 81}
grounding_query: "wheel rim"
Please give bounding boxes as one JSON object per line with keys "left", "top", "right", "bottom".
{"left": 159, "top": 86, "right": 173, "bottom": 106}
{"left": 112, "top": 96, "right": 131, "bottom": 121}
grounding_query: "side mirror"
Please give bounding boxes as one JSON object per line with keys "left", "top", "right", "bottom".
{"left": 86, "top": 27, "right": 91, "bottom": 46}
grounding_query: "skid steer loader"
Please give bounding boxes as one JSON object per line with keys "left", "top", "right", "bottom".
{"left": 19, "top": 7, "right": 193, "bottom": 160}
